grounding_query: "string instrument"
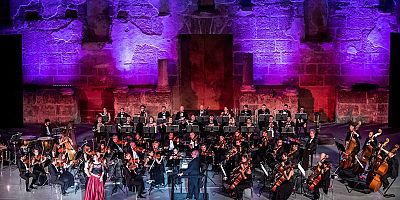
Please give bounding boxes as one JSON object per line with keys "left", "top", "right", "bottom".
{"left": 272, "top": 164, "right": 293, "bottom": 192}
{"left": 217, "top": 140, "right": 227, "bottom": 149}
{"left": 307, "top": 156, "right": 331, "bottom": 191}
{"left": 226, "top": 148, "right": 238, "bottom": 161}
{"left": 353, "top": 136, "right": 386, "bottom": 175}
{"left": 340, "top": 130, "right": 359, "bottom": 169}
{"left": 127, "top": 158, "right": 139, "bottom": 171}
{"left": 369, "top": 144, "right": 399, "bottom": 192}
{"left": 170, "top": 153, "right": 181, "bottom": 160}
{"left": 228, "top": 160, "right": 252, "bottom": 190}
{"left": 31, "top": 154, "right": 47, "bottom": 166}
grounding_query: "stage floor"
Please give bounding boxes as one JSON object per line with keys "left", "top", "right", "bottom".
{"left": 1, "top": 122, "right": 400, "bottom": 199}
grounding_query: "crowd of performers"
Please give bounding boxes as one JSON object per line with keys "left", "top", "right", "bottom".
{"left": 13, "top": 103, "right": 399, "bottom": 200}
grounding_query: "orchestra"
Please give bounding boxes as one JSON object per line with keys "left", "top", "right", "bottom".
{"left": 5, "top": 103, "right": 400, "bottom": 200}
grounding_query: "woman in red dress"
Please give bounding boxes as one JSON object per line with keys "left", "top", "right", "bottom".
{"left": 84, "top": 154, "right": 104, "bottom": 200}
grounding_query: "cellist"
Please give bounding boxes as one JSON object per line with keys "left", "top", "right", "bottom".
{"left": 381, "top": 151, "right": 399, "bottom": 190}
{"left": 229, "top": 154, "right": 252, "bottom": 200}
{"left": 272, "top": 153, "right": 295, "bottom": 200}
{"left": 309, "top": 153, "right": 331, "bottom": 200}
{"left": 345, "top": 121, "right": 362, "bottom": 154}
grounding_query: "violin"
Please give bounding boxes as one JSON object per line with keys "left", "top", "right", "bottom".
{"left": 226, "top": 149, "right": 238, "bottom": 160}
{"left": 127, "top": 158, "right": 139, "bottom": 171}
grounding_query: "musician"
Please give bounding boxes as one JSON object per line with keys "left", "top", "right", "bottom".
{"left": 99, "top": 107, "right": 111, "bottom": 124}
{"left": 60, "top": 133, "right": 75, "bottom": 161}
{"left": 362, "top": 131, "right": 378, "bottom": 152}
{"left": 109, "top": 135, "right": 124, "bottom": 156}
{"left": 345, "top": 121, "right": 362, "bottom": 154}
{"left": 257, "top": 104, "right": 270, "bottom": 129}
{"left": 225, "top": 146, "right": 241, "bottom": 178}
{"left": 302, "top": 129, "right": 318, "bottom": 170}
{"left": 240, "top": 104, "right": 252, "bottom": 116}
{"left": 41, "top": 118, "right": 52, "bottom": 136}
{"left": 214, "top": 135, "right": 227, "bottom": 166}
{"left": 280, "top": 116, "right": 295, "bottom": 136}
{"left": 295, "top": 106, "right": 307, "bottom": 136}
{"left": 157, "top": 105, "right": 171, "bottom": 119}
{"left": 273, "top": 139, "right": 285, "bottom": 163}
{"left": 188, "top": 132, "right": 199, "bottom": 150}
{"left": 221, "top": 106, "right": 232, "bottom": 117}
{"left": 126, "top": 141, "right": 141, "bottom": 161}
{"left": 17, "top": 155, "right": 38, "bottom": 192}
{"left": 164, "top": 132, "right": 176, "bottom": 151}
{"left": 178, "top": 150, "right": 201, "bottom": 200}
{"left": 206, "top": 114, "right": 218, "bottom": 126}
{"left": 195, "top": 104, "right": 209, "bottom": 117}
{"left": 232, "top": 154, "right": 252, "bottom": 200}
{"left": 139, "top": 105, "right": 148, "bottom": 118}
{"left": 272, "top": 159, "right": 295, "bottom": 200}
{"left": 188, "top": 114, "right": 199, "bottom": 125}
{"left": 200, "top": 144, "right": 212, "bottom": 172}
{"left": 150, "top": 150, "right": 165, "bottom": 187}
{"left": 31, "top": 149, "right": 46, "bottom": 185}
{"left": 175, "top": 105, "right": 189, "bottom": 121}
{"left": 117, "top": 107, "right": 130, "bottom": 118}
{"left": 122, "top": 153, "right": 146, "bottom": 198}
{"left": 93, "top": 116, "right": 106, "bottom": 145}
{"left": 48, "top": 159, "right": 68, "bottom": 195}
{"left": 267, "top": 115, "right": 278, "bottom": 138}
{"left": 381, "top": 151, "right": 399, "bottom": 190}
{"left": 228, "top": 117, "right": 237, "bottom": 127}
{"left": 279, "top": 104, "right": 292, "bottom": 118}
{"left": 310, "top": 153, "right": 331, "bottom": 200}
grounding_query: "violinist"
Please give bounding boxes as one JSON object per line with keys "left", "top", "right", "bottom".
{"left": 230, "top": 154, "right": 252, "bottom": 200}
{"left": 188, "top": 132, "right": 199, "bottom": 150}
{"left": 272, "top": 139, "right": 285, "bottom": 163}
{"left": 48, "top": 158, "right": 68, "bottom": 195}
{"left": 123, "top": 153, "right": 146, "bottom": 198}
{"left": 309, "top": 153, "right": 331, "bottom": 200}
{"left": 149, "top": 150, "right": 165, "bottom": 187}
{"left": 31, "top": 149, "right": 47, "bottom": 183}
{"left": 126, "top": 141, "right": 141, "bottom": 161}
{"left": 164, "top": 132, "right": 176, "bottom": 151}
{"left": 134, "top": 133, "right": 146, "bottom": 148}
{"left": 381, "top": 151, "right": 399, "bottom": 190}
{"left": 225, "top": 145, "right": 240, "bottom": 178}
{"left": 233, "top": 130, "right": 243, "bottom": 144}
{"left": 272, "top": 158, "right": 295, "bottom": 200}
{"left": 200, "top": 144, "right": 213, "bottom": 171}
{"left": 288, "top": 143, "right": 300, "bottom": 165}
{"left": 110, "top": 135, "right": 124, "bottom": 154}
{"left": 302, "top": 129, "right": 318, "bottom": 170}
{"left": 17, "top": 155, "right": 38, "bottom": 192}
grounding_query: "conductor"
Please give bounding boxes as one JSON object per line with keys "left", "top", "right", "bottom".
{"left": 178, "top": 150, "right": 201, "bottom": 200}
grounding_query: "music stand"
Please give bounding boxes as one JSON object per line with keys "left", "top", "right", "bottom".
{"left": 223, "top": 126, "right": 237, "bottom": 133}
{"left": 295, "top": 113, "right": 308, "bottom": 121}
{"left": 120, "top": 125, "right": 133, "bottom": 134}
{"left": 334, "top": 141, "right": 345, "bottom": 174}
{"left": 205, "top": 126, "right": 219, "bottom": 132}
{"left": 294, "top": 163, "right": 306, "bottom": 195}
{"left": 217, "top": 116, "right": 229, "bottom": 124}
{"left": 133, "top": 116, "right": 145, "bottom": 124}
{"left": 143, "top": 127, "right": 157, "bottom": 139}
{"left": 186, "top": 125, "right": 199, "bottom": 133}
{"left": 240, "top": 126, "right": 255, "bottom": 133}
{"left": 101, "top": 115, "right": 109, "bottom": 123}
{"left": 115, "top": 117, "right": 127, "bottom": 124}
{"left": 196, "top": 116, "right": 209, "bottom": 124}
{"left": 156, "top": 118, "right": 166, "bottom": 125}
{"left": 258, "top": 114, "right": 268, "bottom": 122}
{"left": 275, "top": 113, "right": 288, "bottom": 121}
{"left": 238, "top": 116, "right": 249, "bottom": 123}
{"left": 99, "top": 125, "right": 112, "bottom": 133}
{"left": 166, "top": 125, "right": 179, "bottom": 133}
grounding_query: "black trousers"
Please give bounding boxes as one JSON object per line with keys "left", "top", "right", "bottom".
{"left": 127, "top": 175, "right": 144, "bottom": 195}
{"left": 52, "top": 178, "right": 67, "bottom": 193}
{"left": 381, "top": 173, "right": 393, "bottom": 189}
{"left": 234, "top": 182, "right": 251, "bottom": 200}
{"left": 187, "top": 177, "right": 200, "bottom": 200}
{"left": 20, "top": 172, "right": 38, "bottom": 190}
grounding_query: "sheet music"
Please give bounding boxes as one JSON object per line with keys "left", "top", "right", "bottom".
{"left": 298, "top": 163, "right": 306, "bottom": 177}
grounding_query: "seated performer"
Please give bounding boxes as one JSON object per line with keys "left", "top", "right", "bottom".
{"left": 279, "top": 104, "right": 292, "bottom": 118}
{"left": 117, "top": 107, "right": 130, "bottom": 119}
{"left": 221, "top": 106, "right": 232, "bottom": 117}
{"left": 257, "top": 104, "right": 270, "bottom": 129}
{"left": 381, "top": 151, "right": 399, "bottom": 190}
{"left": 272, "top": 154, "right": 295, "bottom": 200}
{"left": 41, "top": 118, "right": 52, "bottom": 136}
{"left": 48, "top": 159, "right": 68, "bottom": 195}
{"left": 302, "top": 129, "right": 318, "bottom": 170}
{"left": 123, "top": 153, "right": 146, "bottom": 198}
{"left": 309, "top": 153, "right": 331, "bottom": 200}
{"left": 175, "top": 105, "right": 189, "bottom": 121}
{"left": 178, "top": 150, "right": 201, "bottom": 200}
{"left": 17, "top": 155, "right": 38, "bottom": 192}
{"left": 230, "top": 154, "right": 252, "bottom": 200}
{"left": 240, "top": 104, "right": 252, "bottom": 116}
{"left": 206, "top": 114, "right": 218, "bottom": 126}
{"left": 195, "top": 104, "right": 209, "bottom": 117}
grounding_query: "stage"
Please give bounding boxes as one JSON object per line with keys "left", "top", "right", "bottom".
{"left": 1, "top": 122, "right": 399, "bottom": 200}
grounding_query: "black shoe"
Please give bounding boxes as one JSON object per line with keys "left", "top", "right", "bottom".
{"left": 62, "top": 191, "right": 67, "bottom": 196}
{"left": 26, "top": 189, "right": 31, "bottom": 192}
{"left": 30, "top": 186, "right": 37, "bottom": 189}
{"left": 138, "top": 195, "right": 146, "bottom": 198}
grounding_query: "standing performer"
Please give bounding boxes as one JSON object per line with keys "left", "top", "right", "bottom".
{"left": 302, "top": 129, "right": 318, "bottom": 170}
{"left": 84, "top": 154, "right": 105, "bottom": 200}
{"left": 99, "top": 107, "right": 111, "bottom": 124}
{"left": 41, "top": 118, "right": 52, "bottom": 136}
{"left": 175, "top": 105, "right": 189, "bottom": 121}
{"left": 178, "top": 150, "right": 201, "bottom": 200}
{"left": 295, "top": 106, "right": 307, "bottom": 137}
{"left": 257, "top": 104, "right": 270, "bottom": 130}
{"left": 158, "top": 105, "right": 171, "bottom": 120}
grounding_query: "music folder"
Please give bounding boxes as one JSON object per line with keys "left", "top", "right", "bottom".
{"left": 275, "top": 113, "right": 288, "bottom": 121}
{"left": 156, "top": 118, "right": 166, "bottom": 125}
{"left": 238, "top": 116, "right": 250, "bottom": 123}
{"left": 120, "top": 125, "right": 133, "bottom": 133}
{"left": 133, "top": 116, "right": 145, "bottom": 124}
{"left": 116, "top": 117, "right": 127, "bottom": 124}
{"left": 217, "top": 116, "right": 229, "bottom": 124}
{"left": 186, "top": 125, "right": 200, "bottom": 133}
{"left": 100, "top": 125, "right": 113, "bottom": 133}
{"left": 143, "top": 126, "right": 157, "bottom": 134}
{"left": 241, "top": 126, "right": 255, "bottom": 133}
{"left": 258, "top": 114, "right": 269, "bottom": 122}
{"left": 205, "top": 125, "right": 219, "bottom": 132}
{"left": 295, "top": 113, "right": 308, "bottom": 120}
{"left": 166, "top": 125, "right": 179, "bottom": 133}
{"left": 223, "top": 126, "right": 237, "bottom": 133}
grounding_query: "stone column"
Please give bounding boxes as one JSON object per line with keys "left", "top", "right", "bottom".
{"left": 241, "top": 53, "right": 256, "bottom": 92}
{"left": 156, "top": 59, "right": 171, "bottom": 93}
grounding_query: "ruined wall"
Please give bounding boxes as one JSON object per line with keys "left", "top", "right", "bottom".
{"left": 0, "top": 0, "right": 398, "bottom": 122}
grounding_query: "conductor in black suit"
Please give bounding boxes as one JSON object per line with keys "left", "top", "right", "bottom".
{"left": 17, "top": 155, "right": 38, "bottom": 192}
{"left": 48, "top": 159, "right": 68, "bottom": 195}
{"left": 178, "top": 150, "right": 201, "bottom": 200}
{"left": 41, "top": 118, "right": 52, "bottom": 136}
{"left": 302, "top": 129, "right": 318, "bottom": 170}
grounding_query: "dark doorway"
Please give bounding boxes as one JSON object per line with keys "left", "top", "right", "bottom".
{"left": 389, "top": 32, "right": 400, "bottom": 128}
{"left": 0, "top": 35, "right": 23, "bottom": 128}
{"left": 179, "top": 34, "right": 233, "bottom": 111}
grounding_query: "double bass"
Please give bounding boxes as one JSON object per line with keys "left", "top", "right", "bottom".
{"left": 353, "top": 136, "right": 386, "bottom": 175}
{"left": 340, "top": 122, "right": 361, "bottom": 169}
{"left": 368, "top": 144, "right": 399, "bottom": 192}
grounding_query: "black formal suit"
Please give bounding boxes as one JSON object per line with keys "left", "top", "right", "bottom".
{"left": 41, "top": 124, "right": 52, "bottom": 136}
{"left": 382, "top": 155, "right": 399, "bottom": 188}
{"left": 175, "top": 111, "right": 189, "bottom": 120}
{"left": 17, "top": 159, "right": 38, "bottom": 191}
{"left": 48, "top": 164, "right": 67, "bottom": 194}
{"left": 116, "top": 112, "right": 130, "bottom": 119}
{"left": 240, "top": 110, "right": 252, "bottom": 116}
{"left": 195, "top": 110, "right": 209, "bottom": 117}
{"left": 184, "top": 157, "right": 201, "bottom": 200}
{"left": 258, "top": 108, "right": 270, "bottom": 129}
{"left": 302, "top": 136, "right": 318, "bottom": 170}
{"left": 157, "top": 111, "right": 171, "bottom": 119}
{"left": 206, "top": 119, "right": 218, "bottom": 126}
{"left": 280, "top": 109, "right": 292, "bottom": 118}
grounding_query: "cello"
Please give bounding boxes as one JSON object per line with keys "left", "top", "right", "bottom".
{"left": 353, "top": 136, "right": 385, "bottom": 175}
{"left": 307, "top": 154, "right": 330, "bottom": 191}
{"left": 228, "top": 160, "right": 252, "bottom": 190}
{"left": 271, "top": 164, "right": 293, "bottom": 192}
{"left": 369, "top": 144, "right": 399, "bottom": 192}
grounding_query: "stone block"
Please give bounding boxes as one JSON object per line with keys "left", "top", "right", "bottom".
{"left": 318, "top": 64, "right": 340, "bottom": 75}
{"left": 305, "top": 64, "right": 317, "bottom": 74}
{"left": 299, "top": 75, "right": 323, "bottom": 86}
{"left": 255, "top": 52, "right": 281, "bottom": 64}
{"left": 337, "top": 104, "right": 359, "bottom": 116}
{"left": 281, "top": 52, "right": 301, "bottom": 63}
{"left": 253, "top": 40, "right": 275, "bottom": 52}
{"left": 57, "top": 64, "right": 78, "bottom": 75}
{"left": 276, "top": 40, "right": 297, "bottom": 52}
{"left": 40, "top": 64, "right": 58, "bottom": 75}
{"left": 367, "top": 91, "right": 389, "bottom": 104}
{"left": 367, "top": 52, "right": 390, "bottom": 64}
{"left": 337, "top": 91, "right": 367, "bottom": 104}
{"left": 336, "top": 28, "right": 363, "bottom": 40}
